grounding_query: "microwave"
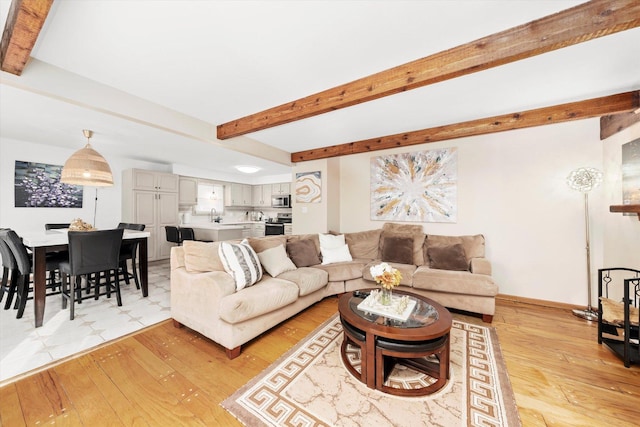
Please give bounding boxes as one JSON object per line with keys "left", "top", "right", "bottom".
{"left": 272, "top": 194, "right": 291, "bottom": 208}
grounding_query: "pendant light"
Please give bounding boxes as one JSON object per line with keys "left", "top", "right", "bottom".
{"left": 61, "top": 129, "right": 114, "bottom": 186}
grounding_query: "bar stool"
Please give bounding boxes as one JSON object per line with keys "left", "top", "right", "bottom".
{"left": 340, "top": 318, "right": 367, "bottom": 383}
{"left": 117, "top": 223, "right": 145, "bottom": 289}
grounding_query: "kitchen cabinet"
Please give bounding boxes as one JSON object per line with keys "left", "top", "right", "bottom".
{"left": 122, "top": 169, "right": 179, "bottom": 261}
{"left": 284, "top": 224, "right": 293, "bottom": 235}
{"left": 272, "top": 182, "right": 290, "bottom": 195}
{"left": 128, "top": 169, "right": 178, "bottom": 193}
{"left": 252, "top": 184, "right": 271, "bottom": 207}
{"left": 179, "top": 177, "right": 198, "bottom": 205}
{"left": 225, "top": 183, "right": 252, "bottom": 206}
{"left": 252, "top": 223, "right": 265, "bottom": 237}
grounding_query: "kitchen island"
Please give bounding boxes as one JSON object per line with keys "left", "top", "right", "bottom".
{"left": 184, "top": 223, "right": 244, "bottom": 241}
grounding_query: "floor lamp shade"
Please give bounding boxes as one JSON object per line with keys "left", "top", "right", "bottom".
{"left": 61, "top": 130, "right": 114, "bottom": 187}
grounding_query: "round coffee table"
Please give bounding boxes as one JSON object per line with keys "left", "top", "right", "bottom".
{"left": 338, "top": 289, "right": 452, "bottom": 396}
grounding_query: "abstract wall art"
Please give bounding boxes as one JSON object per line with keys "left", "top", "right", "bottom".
{"left": 295, "top": 171, "right": 321, "bottom": 203}
{"left": 622, "top": 138, "right": 640, "bottom": 210}
{"left": 370, "top": 148, "right": 457, "bottom": 222}
{"left": 14, "top": 161, "right": 83, "bottom": 208}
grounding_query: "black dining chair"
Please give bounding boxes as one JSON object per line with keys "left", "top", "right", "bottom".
{"left": 0, "top": 230, "right": 19, "bottom": 310}
{"left": 165, "top": 226, "right": 182, "bottom": 245}
{"left": 60, "top": 229, "right": 124, "bottom": 320}
{"left": 1, "top": 229, "right": 65, "bottom": 318}
{"left": 117, "top": 222, "right": 145, "bottom": 289}
{"left": 44, "top": 223, "right": 71, "bottom": 230}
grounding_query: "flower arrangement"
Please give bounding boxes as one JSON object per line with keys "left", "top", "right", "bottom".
{"left": 370, "top": 262, "right": 402, "bottom": 290}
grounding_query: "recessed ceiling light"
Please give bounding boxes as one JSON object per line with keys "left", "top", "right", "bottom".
{"left": 235, "top": 165, "right": 261, "bottom": 174}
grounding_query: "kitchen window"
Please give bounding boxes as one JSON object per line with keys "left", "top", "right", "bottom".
{"left": 195, "top": 181, "right": 225, "bottom": 215}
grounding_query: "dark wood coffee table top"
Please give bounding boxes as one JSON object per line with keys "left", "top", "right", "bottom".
{"left": 338, "top": 288, "right": 452, "bottom": 342}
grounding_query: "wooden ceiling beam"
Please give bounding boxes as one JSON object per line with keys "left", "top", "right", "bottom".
{"left": 0, "top": 0, "right": 54, "bottom": 76}
{"left": 218, "top": 0, "right": 640, "bottom": 140}
{"left": 291, "top": 91, "right": 640, "bottom": 162}
{"left": 600, "top": 110, "right": 640, "bottom": 139}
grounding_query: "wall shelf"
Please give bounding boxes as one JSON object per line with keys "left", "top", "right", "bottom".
{"left": 610, "top": 204, "right": 640, "bottom": 221}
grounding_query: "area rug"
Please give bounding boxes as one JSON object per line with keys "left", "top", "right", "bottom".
{"left": 222, "top": 314, "right": 521, "bottom": 427}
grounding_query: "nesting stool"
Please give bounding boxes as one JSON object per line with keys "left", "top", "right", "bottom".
{"left": 340, "top": 318, "right": 367, "bottom": 383}
{"left": 375, "top": 334, "right": 450, "bottom": 396}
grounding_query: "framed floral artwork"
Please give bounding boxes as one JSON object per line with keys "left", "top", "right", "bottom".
{"left": 14, "top": 161, "right": 83, "bottom": 208}
{"left": 370, "top": 148, "right": 457, "bottom": 222}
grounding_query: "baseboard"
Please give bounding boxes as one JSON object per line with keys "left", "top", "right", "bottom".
{"left": 496, "top": 293, "right": 586, "bottom": 311}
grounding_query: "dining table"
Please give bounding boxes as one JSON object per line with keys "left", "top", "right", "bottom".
{"left": 20, "top": 229, "right": 151, "bottom": 327}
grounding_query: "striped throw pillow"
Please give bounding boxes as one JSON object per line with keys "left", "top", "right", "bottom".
{"left": 218, "top": 239, "right": 263, "bottom": 291}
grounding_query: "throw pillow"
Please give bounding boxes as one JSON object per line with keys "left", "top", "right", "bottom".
{"left": 319, "top": 233, "right": 345, "bottom": 250}
{"left": 257, "top": 244, "right": 297, "bottom": 277}
{"left": 381, "top": 236, "right": 414, "bottom": 265}
{"left": 321, "top": 244, "right": 353, "bottom": 265}
{"left": 218, "top": 239, "right": 263, "bottom": 291}
{"left": 427, "top": 244, "right": 469, "bottom": 271}
{"left": 286, "top": 238, "right": 321, "bottom": 267}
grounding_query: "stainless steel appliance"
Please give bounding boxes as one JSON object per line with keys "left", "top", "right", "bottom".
{"left": 271, "top": 194, "right": 291, "bottom": 208}
{"left": 264, "top": 213, "right": 292, "bottom": 235}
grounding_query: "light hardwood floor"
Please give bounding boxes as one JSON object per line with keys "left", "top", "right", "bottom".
{"left": 1, "top": 297, "right": 638, "bottom": 426}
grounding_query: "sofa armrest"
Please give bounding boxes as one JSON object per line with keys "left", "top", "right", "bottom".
{"left": 470, "top": 258, "right": 492, "bottom": 276}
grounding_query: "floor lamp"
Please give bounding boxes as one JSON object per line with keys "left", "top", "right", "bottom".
{"left": 566, "top": 167, "right": 603, "bottom": 321}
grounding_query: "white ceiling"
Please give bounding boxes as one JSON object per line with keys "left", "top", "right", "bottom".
{"left": 1, "top": 0, "right": 639, "bottom": 179}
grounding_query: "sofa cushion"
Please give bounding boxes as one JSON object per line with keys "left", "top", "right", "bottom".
{"left": 286, "top": 238, "right": 321, "bottom": 267}
{"left": 427, "top": 244, "right": 469, "bottom": 271}
{"left": 182, "top": 241, "right": 224, "bottom": 272}
{"left": 413, "top": 266, "right": 498, "bottom": 297}
{"left": 248, "top": 235, "right": 287, "bottom": 254}
{"left": 287, "top": 234, "right": 321, "bottom": 254}
{"left": 218, "top": 239, "right": 263, "bottom": 291}
{"left": 380, "top": 235, "right": 414, "bottom": 265}
{"left": 257, "top": 244, "right": 297, "bottom": 277}
{"left": 278, "top": 267, "right": 328, "bottom": 296}
{"left": 425, "top": 234, "right": 485, "bottom": 261}
{"left": 380, "top": 223, "right": 426, "bottom": 266}
{"left": 321, "top": 244, "right": 353, "bottom": 264}
{"left": 363, "top": 261, "right": 416, "bottom": 286}
{"left": 313, "top": 259, "right": 368, "bottom": 282}
{"left": 218, "top": 278, "right": 299, "bottom": 324}
{"left": 344, "top": 229, "right": 382, "bottom": 260}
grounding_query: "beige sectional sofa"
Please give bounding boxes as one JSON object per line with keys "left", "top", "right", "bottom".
{"left": 170, "top": 223, "right": 499, "bottom": 359}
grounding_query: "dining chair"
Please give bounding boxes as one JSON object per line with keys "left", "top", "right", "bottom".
{"left": 43, "top": 224, "right": 71, "bottom": 287}
{"left": 60, "top": 229, "right": 124, "bottom": 320}
{"left": 0, "top": 230, "right": 19, "bottom": 310}
{"left": 165, "top": 226, "right": 182, "bottom": 245}
{"left": 117, "top": 222, "right": 145, "bottom": 289}
{"left": 2, "top": 229, "right": 65, "bottom": 318}
{"left": 44, "top": 223, "right": 71, "bottom": 230}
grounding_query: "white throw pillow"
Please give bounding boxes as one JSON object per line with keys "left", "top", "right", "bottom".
{"left": 218, "top": 239, "right": 263, "bottom": 291}
{"left": 318, "top": 233, "right": 345, "bottom": 250}
{"left": 258, "top": 244, "right": 297, "bottom": 277}
{"left": 321, "top": 244, "right": 353, "bottom": 265}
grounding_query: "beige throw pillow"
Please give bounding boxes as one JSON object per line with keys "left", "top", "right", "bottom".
{"left": 258, "top": 244, "right": 297, "bottom": 277}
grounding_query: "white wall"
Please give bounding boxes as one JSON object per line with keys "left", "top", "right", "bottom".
{"left": 337, "top": 119, "right": 610, "bottom": 306}
{"left": 0, "top": 137, "right": 171, "bottom": 236}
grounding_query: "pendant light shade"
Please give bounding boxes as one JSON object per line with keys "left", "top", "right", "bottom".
{"left": 61, "top": 130, "right": 114, "bottom": 186}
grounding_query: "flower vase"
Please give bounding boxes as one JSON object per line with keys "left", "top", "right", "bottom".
{"left": 380, "top": 288, "right": 393, "bottom": 306}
